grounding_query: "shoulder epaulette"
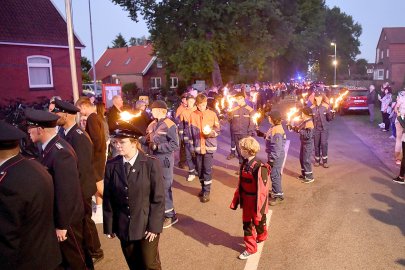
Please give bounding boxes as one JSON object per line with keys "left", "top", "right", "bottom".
{"left": 146, "top": 154, "right": 156, "bottom": 159}
{"left": 76, "top": 129, "right": 83, "bottom": 135}
{"left": 55, "top": 142, "right": 64, "bottom": 149}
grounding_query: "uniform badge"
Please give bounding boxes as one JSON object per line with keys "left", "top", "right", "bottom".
{"left": 55, "top": 142, "right": 63, "bottom": 149}
{"left": 76, "top": 129, "right": 83, "bottom": 135}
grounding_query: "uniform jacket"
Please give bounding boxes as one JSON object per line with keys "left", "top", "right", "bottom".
{"left": 179, "top": 106, "right": 197, "bottom": 143}
{"left": 367, "top": 90, "right": 376, "bottom": 105}
{"left": 107, "top": 105, "right": 121, "bottom": 132}
{"left": 311, "top": 103, "right": 331, "bottom": 130}
{"left": 299, "top": 120, "right": 314, "bottom": 142}
{"left": 230, "top": 158, "right": 270, "bottom": 224}
{"left": 175, "top": 103, "right": 187, "bottom": 122}
{"left": 64, "top": 124, "right": 97, "bottom": 199}
{"left": 103, "top": 152, "right": 165, "bottom": 241}
{"left": 141, "top": 118, "right": 179, "bottom": 156}
{"left": 228, "top": 104, "right": 256, "bottom": 135}
{"left": 86, "top": 113, "right": 107, "bottom": 180}
{"left": 265, "top": 124, "right": 286, "bottom": 164}
{"left": 0, "top": 155, "right": 61, "bottom": 270}
{"left": 39, "top": 135, "right": 84, "bottom": 229}
{"left": 189, "top": 109, "right": 220, "bottom": 154}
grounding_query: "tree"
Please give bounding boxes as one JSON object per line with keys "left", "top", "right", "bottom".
{"left": 129, "top": 35, "right": 148, "bottom": 46}
{"left": 111, "top": 33, "right": 128, "bottom": 48}
{"left": 81, "top": 56, "right": 92, "bottom": 83}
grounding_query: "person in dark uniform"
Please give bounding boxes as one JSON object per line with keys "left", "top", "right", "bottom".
{"left": 310, "top": 91, "right": 333, "bottom": 168}
{"left": 139, "top": 100, "right": 180, "bottom": 228}
{"left": 107, "top": 95, "right": 124, "bottom": 132}
{"left": 228, "top": 92, "right": 256, "bottom": 170}
{"left": 104, "top": 121, "right": 165, "bottom": 270}
{"left": 76, "top": 97, "right": 107, "bottom": 223}
{"left": 0, "top": 121, "right": 61, "bottom": 270}
{"left": 25, "top": 109, "right": 88, "bottom": 269}
{"left": 53, "top": 99, "right": 104, "bottom": 265}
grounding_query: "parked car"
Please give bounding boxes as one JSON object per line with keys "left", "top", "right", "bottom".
{"left": 82, "top": 83, "right": 102, "bottom": 97}
{"left": 338, "top": 87, "right": 369, "bottom": 115}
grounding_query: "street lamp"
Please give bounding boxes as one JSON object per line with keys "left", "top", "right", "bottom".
{"left": 331, "top": 42, "right": 337, "bottom": 86}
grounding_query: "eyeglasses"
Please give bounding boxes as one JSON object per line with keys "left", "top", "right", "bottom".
{"left": 112, "top": 139, "right": 130, "bottom": 146}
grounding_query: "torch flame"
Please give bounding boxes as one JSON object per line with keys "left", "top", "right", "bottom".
{"left": 223, "top": 87, "right": 229, "bottom": 97}
{"left": 226, "top": 96, "right": 235, "bottom": 111}
{"left": 215, "top": 102, "right": 221, "bottom": 114}
{"left": 252, "top": 112, "right": 261, "bottom": 126}
{"left": 221, "top": 97, "right": 225, "bottom": 110}
{"left": 333, "top": 90, "right": 349, "bottom": 109}
{"left": 287, "top": 107, "right": 298, "bottom": 123}
{"left": 120, "top": 111, "right": 141, "bottom": 121}
{"left": 252, "top": 92, "right": 258, "bottom": 103}
{"left": 302, "top": 93, "right": 308, "bottom": 98}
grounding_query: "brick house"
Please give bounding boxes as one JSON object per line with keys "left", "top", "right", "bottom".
{"left": 0, "top": 0, "right": 84, "bottom": 106}
{"left": 374, "top": 27, "right": 405, "bottom": 89}
{"left": 90, "top": 45, "right": 179, "bottom": 92}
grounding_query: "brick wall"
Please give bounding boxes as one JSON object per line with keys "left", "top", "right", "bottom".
{"left": 0, "top": 44, "right": 82, "bottom": 105}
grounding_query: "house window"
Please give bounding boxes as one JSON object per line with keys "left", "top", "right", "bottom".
{"left": 170, "top": 77, "right": 178, "bottom": 88}
{"left": 27, "top": 56, "right": 53, "bottom": 88}
{"left": 105, "top": 60, "right": 111, "bottom": 67}
{"left": 381, "top": 50, "right": 383, "bottom": 59}
{"left": 386, "top": 70, "right": 389, "bottom": 79}
{"left": 124, "top": 58, "right": 131, "bottom": 65}
{"left": 386, "top": 49, "right": 389, "bottom": 58}
{"left": 156, "top": 59, "right": 163, "bottom": 68}
{"left": 373, "top": 69, "right": 384, "bottom": 80}
{"left": 376, "top": 48, "right": 380, "bottom": 62}
{"left": 384, "top": 35, "right": 387, "bottom": 40}
{"left": 151, "top": 77, "right": 161, "bottom": 89}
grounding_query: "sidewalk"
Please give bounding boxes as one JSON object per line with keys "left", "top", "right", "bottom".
{"left": 340, "top": 111, "right": 398, "bottom": 175}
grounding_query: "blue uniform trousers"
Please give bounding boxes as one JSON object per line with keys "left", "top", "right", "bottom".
{"left": 156, "top": 154, "right": 175, "bottom": 218}
{"left": 269, "top": 153, "right": 284, "bottom": 197}
{"left": 196, "top": 153, "right": 213, "bottom": 193}
{"left": 314, "top": 128, "right": 329, "bottom": 164}
{"left": 300, "top": 139, "right": 314, "bottom": 179}
{"left": 185, "top": 143, "right": 197, "bottom": 176}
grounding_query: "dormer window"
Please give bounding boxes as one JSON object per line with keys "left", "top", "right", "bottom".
{"left": 384, "top": 35, "right": 387, "bottom": 40}
{"left": 124, "top": 58, "right": 131, "bottom": 65}
{"left": 156, "top": 59, "right": 163, "bottom": 68}
{"left": 105, "top": 60, "right": 112, "bottom": 67}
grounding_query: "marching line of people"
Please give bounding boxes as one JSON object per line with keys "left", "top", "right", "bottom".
{"left": 0, "top": 80, "right": 340, "bottom": 269}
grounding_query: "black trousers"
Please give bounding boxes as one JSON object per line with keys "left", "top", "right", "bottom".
{"left": 179, "top": 139, "right": 186, "bottom": 164}
{"left": 382, "top": 112, "right": 390, "bottom": 130}
{"left": 400, "top": 142, "right": 405, "bottom": 177}
{"left": 83, "top": 197, "right": 102, "bottom": 257}
{"left": 58, "top": 220, "right": 88, "bottom": 270}
{"left": 120, "top": 235, "right": 161, "bottom": 270}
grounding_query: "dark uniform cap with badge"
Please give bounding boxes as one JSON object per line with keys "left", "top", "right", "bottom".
{"left": 111, "top": 121, "right": 145, "bottom": 139}
{"left": 25, "top": 109, "right": 60, "bottom": 128}
{"left": 0, "top": 120, "right": 27, "bottom": 149}
{"left": 52, "top": 99, "right": 80, "bottom": 114}
{"left": 150, "top": 100, "right": 168, "bottom": 110}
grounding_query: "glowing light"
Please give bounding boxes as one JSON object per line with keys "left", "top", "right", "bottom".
{"left": 333, "top": 91, "right": 349, "bottom": 109}
{"left": 215, "top": 102, "right": 221, "bottom": 114}
{"left": 287, "top": 107, "right": 299, "bottom": 123}
{"left": 252, "top": 92, "right": 258, "bottom": 103}
{"left": 202, "top": 125, "right": 212, "bottom": 135}
{"left": 252, "top": 112, "right": 261, "bottom": 126}
{"left": 120, "top": 111, "right": 141, "bottom": 121}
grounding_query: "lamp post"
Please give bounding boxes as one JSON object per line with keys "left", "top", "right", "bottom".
{"left": 331, "top": 42, "right": 337, "bottom": 86}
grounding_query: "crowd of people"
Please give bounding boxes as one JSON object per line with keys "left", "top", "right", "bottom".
{"left": 5, "top": 78, "right": 404, "bottom": 269}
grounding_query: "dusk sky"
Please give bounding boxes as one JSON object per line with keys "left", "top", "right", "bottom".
{"left": 52, "top": 0, "right": 405, "bottom": 64}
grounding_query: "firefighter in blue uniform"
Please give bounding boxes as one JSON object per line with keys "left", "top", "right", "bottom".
{"left": 139, "top": 100, "right": 179, "bottom": 229}
{"left": 258, "top": 111, "right": 286, "bottom": 205}
{"left": 311, "top": 90, "right": 334, "bottom": 168}
{"left": 228, "top": 92, "right": 256, "bottom": 170}
{"left": 290, "top": 107, "right": 315, "bottom": 183}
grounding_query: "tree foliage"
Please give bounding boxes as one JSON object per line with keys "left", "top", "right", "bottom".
{"left": 111, "top": 33, "right": 128, "bottom": 48}
{"left": 111, "top": 0, "right": 362, "bottom": 83}
{"left": 81, "top": 56, "right": 92, "bottom": 83}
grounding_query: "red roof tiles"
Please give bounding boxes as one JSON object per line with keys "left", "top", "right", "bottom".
{"left": 92, "top": 45, "right": 155, "bottom": 80}
{"left": 0, "top": 0, "right": 84, "bottom": 47}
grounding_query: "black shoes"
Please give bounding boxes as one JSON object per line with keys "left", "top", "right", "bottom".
{"left": 91, "top": 251, "right": 104, "bottom": 265}
{"left": 163, "top": 216, "right": 179, "bottom": 228}
{"left": 392, "top": 176, "right": 405, "bottom": 184}
{"left": 200, "top": 192, "right": 210, "bottom": 203}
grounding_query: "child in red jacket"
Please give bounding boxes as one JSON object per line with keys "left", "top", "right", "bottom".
{"left": 230, "top": 136, "right": 271, "bottom": 260}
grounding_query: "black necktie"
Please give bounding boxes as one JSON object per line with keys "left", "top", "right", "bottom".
{"left": 124, "top": 162, "right": 131, "bottom": 177}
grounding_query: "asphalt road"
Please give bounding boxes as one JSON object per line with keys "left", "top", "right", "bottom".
{"left": 95, "top": 101, "right": 405, "bottom": 270}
